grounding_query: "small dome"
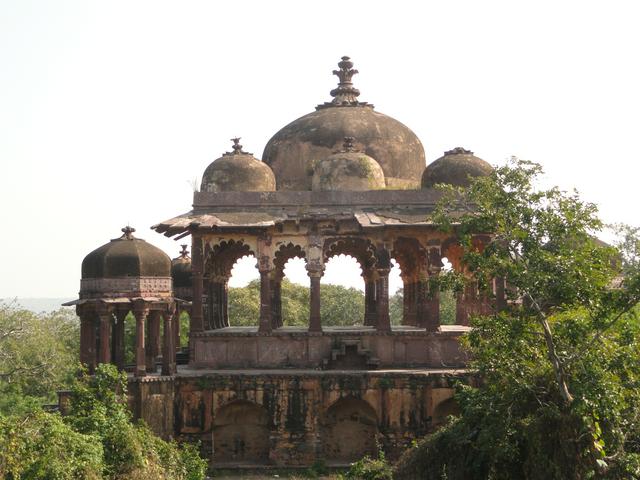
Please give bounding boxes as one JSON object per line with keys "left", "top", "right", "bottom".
{"left": 421, "top": 147, "right": 492, "bottom": 188}
{"left": 171, "top": 244, "right": 192, "bottom": 289}
{"left": 201, "top": 138, "right": 276, "bottom": 192}
{"left": 262, "top": 57, "right": 425, "bottom": 190}
{"left": 312, "top": 137, "right": 385, "bottom": 191}
{"left": 81, "top": 226, "right": 171, "bottom": 279}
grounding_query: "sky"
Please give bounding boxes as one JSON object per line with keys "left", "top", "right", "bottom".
{"left": 1, "top": 0, "right": 639, "bottom": 299}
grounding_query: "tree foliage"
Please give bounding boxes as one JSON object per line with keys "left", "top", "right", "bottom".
{"left": 0, "top": 304, "right": 79, "bottom": 415}
{"left": 227, "top": 279, "right": 367, "bottom": 327}
{"left": 0, "top": 364, "right": 207, "bottom": 480}
{"left": 395, "top": 159, "right": 640, "bottom": 479}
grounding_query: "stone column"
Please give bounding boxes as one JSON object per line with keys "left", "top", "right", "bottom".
{"left": 162, "top": 304, "right": 176, "bottom": 376}
{"left": 97, "top": 306, "right": 112, "bottom": 365}
{"left": 146, "top": 310, "right": 161, "bottom": 372}
{"left": 222, "top": 278, "right": 230, "bottom": 328}
{"left": 78, "top": 307, "right": 97, "bottom": 373}
{"left": 113, "top": 309, "right": 128, "bottom": 370}
{"left": 258, "top": 258, "right": 273, "bottom": 334}
{"left": 423, "top": 246, "right": 443, "bottom": 331}
{"left": 209, "top": 279, "right": 225, "bottom": 329}
{"left": 363, "top": 270, "right": 378, "bottom": 326}
{"left": 402, "top": 276, "right": 418, "bottom": 326}
{"left": 190, "top": 236, "right": 205, "bottom": 333}
{"left": 173, "top": 307, "right": 182, "bottom": 352}
{"left": 133, "top": 304, "right": 148, "bottom": 377}
{"left": 271, "top": 271, "right": 283, "bottom": 329}
{"left": 375, "top": 267, "right": 391, "bottom": 332}
{"left": 307, "top": 264, "right": 324, "bottom": 333}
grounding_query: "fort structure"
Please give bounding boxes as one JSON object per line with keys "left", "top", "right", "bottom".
{"left": 64, "top": 56, "right": 503, "bottom": 467}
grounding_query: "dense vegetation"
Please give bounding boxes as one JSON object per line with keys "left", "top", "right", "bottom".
{"left": 394, "top": 160, "right": 640, "bottom": 479}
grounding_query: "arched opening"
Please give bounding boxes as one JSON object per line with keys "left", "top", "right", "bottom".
{"left": 432, "top": 397, "right": 460, "bottom": 427}
{"left": 226, "top": 254, "right": 259, "bottom": 327}
{"left": 273, "top": 243, "right": 308, "bottom": 328}
{"left": 204, "top": 240, "right": 258, "bottom": 329}
{"left": 439, "top": 257, "right": 457, "bottom": 325}
{"left": 388, "top": 258, "right": 403, "bottom": 326}
{"left": 213, "top": 400, "right": 270, "bottom": 465}
{"left": 321, "top": 254, "right": 365, "bottom": 327}
{"left": 321, "top": 396, "right": 378, "bottom": 463}
{"left": 323, "top": 238, "right": 376, "bottom": 328}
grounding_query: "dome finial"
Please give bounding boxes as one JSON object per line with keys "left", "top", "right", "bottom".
{"left": 340, "top": 136, "right": 358, "bottom": 153}
{"left": 316, "top": 56, "right": 373, "bottom": 110}
{"left": 179, "top": 244, "right": 190, "bottom": 258}
{"left": 224, "top": 137, "right": 253, "bottom": 156}
{"left": 121, "top": 225, "right": 136, "bottom": 239}
{"left": 444, "top": 147, "right": 473, "bottom": 156}
{"left": 330, "top": 56, "right": 360, "bottom": 105}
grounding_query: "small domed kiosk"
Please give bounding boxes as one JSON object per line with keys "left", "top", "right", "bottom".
{"left": 65, "top": 226, "right": 176, "bottom": 377}
{"left": 422, "top": 147, "right": 492, "bottom": 188}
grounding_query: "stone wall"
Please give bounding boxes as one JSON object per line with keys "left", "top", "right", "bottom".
{"left": 131, "top": 370, "right": 472, "bottom": 467}
{"left": 190, "top": 329, "right": 468, "bottom": 370}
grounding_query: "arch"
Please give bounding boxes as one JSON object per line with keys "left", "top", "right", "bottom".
{"left": 204, "top": 240, "right": 257, "bottom": 329}
{"left": 271, "top": 242, "right": 307, "bottom": 328}
{"left": 321, "top": 396, "right": 378, "bottom": 463}
{"left": 323, "top": 238, "right": 377, "bottom": 326}
{"left": 213, "top": 400, "right": 271, "bottom": 464}
{"left": 432, "top": 397, "right": 460, "bottom": 427}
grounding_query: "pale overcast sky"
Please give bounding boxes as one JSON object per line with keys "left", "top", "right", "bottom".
{"left": 1, "top": 0, "right": 638, "bottom": 299}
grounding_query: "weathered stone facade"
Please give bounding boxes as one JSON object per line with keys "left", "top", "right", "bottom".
{"left": 68, "top": 56, "right": 501, "bottom": 469}
{"left": 131, "top": 369, "right": 471, "bottom": 466}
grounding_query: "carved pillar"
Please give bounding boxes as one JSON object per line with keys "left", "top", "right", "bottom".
{"left": 162, "top": 304, "right": 176, "bottom": 376}
{"left": 173, "top": 307, "right": 182, "bottom": 352}
{"left": 307, "top": 265, "right": 323, "bottom": 333}
{"left": 209, "top": 279, "right": 226, "bottom": 329}
{"left": 271, "top": 270, "right": 283, "bottom": 329}
{"left": 97, "top": 305, "right": 112, "bottom": 365}
{"left": 258, "top": 256, "right": 273, "bottom": 334}
{"left": 375, "top": 246, "right": 391, "bottom": 332}
{"left": 363, "top": 270, "right": 378, "bottom": 326}
{"left": 222, "top": 278, "right": 229, "bottom": 328}
{"left": 402, "top": 276, "right": 418, "bottom": 326}
{"left": 423, "top": 246, "right": 443, "bottom": 331}
{"left": 375, "top": 267, "right": 391, "bottom": 332}
{"left": 79, "top": 306, "right": 96, "bottom": 373}
{"left": 113, "top": 309, "right": 127, "bottom": 370}
{"left": 146, "top": 310, "right": 161, "bottom": 372}
{"left": 190, "top": 236, "right": 204, "bottom": 333}
{"left": 307, "top": 234, "right": 324, "bottom": 333}
{"left": 133, "top": 304, "right": 149, "bottom": 377}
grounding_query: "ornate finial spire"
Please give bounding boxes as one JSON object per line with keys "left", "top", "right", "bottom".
{"left": 444, "top": 147, "right": 474, "bottom": 156}
{"left": 121, "top": 226, "right": 136, "bottom": 239}
{"left": 179, "top": 244, "right": 190, "bottom": 258}
{"left": 316, "top": 56, "right": 373, "bottom": 110}
{"left": 224, "top": 137, "right": 253, "bottom": 156}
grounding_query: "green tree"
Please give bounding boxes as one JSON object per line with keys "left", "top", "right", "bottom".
{"left": 0, "top": 304, "right": 79, "bottom": 415}
{"left": 227, "top": 279, "right": 366, "bottom": 327}
{"left": 395, "top": 159, "right": 640, "bottom": 479}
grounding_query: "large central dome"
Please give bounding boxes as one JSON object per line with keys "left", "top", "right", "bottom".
{"left": 262, "top": 56, "right": 426, "bottom": 190}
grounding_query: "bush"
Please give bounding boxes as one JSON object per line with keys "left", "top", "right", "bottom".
{"left": 342, "top": 449, "right": 393, "bottom": 480}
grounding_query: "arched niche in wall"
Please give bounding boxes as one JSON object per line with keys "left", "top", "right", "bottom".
{"left": 212, "top": 400, "right": 271, "bottom": 465}
{"left": 320, "top": 396, "right": 378, "bottom": 463}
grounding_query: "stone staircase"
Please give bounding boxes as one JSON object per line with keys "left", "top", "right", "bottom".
{"left": 323, "top": 338, "right": 380, "bottom": 370}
